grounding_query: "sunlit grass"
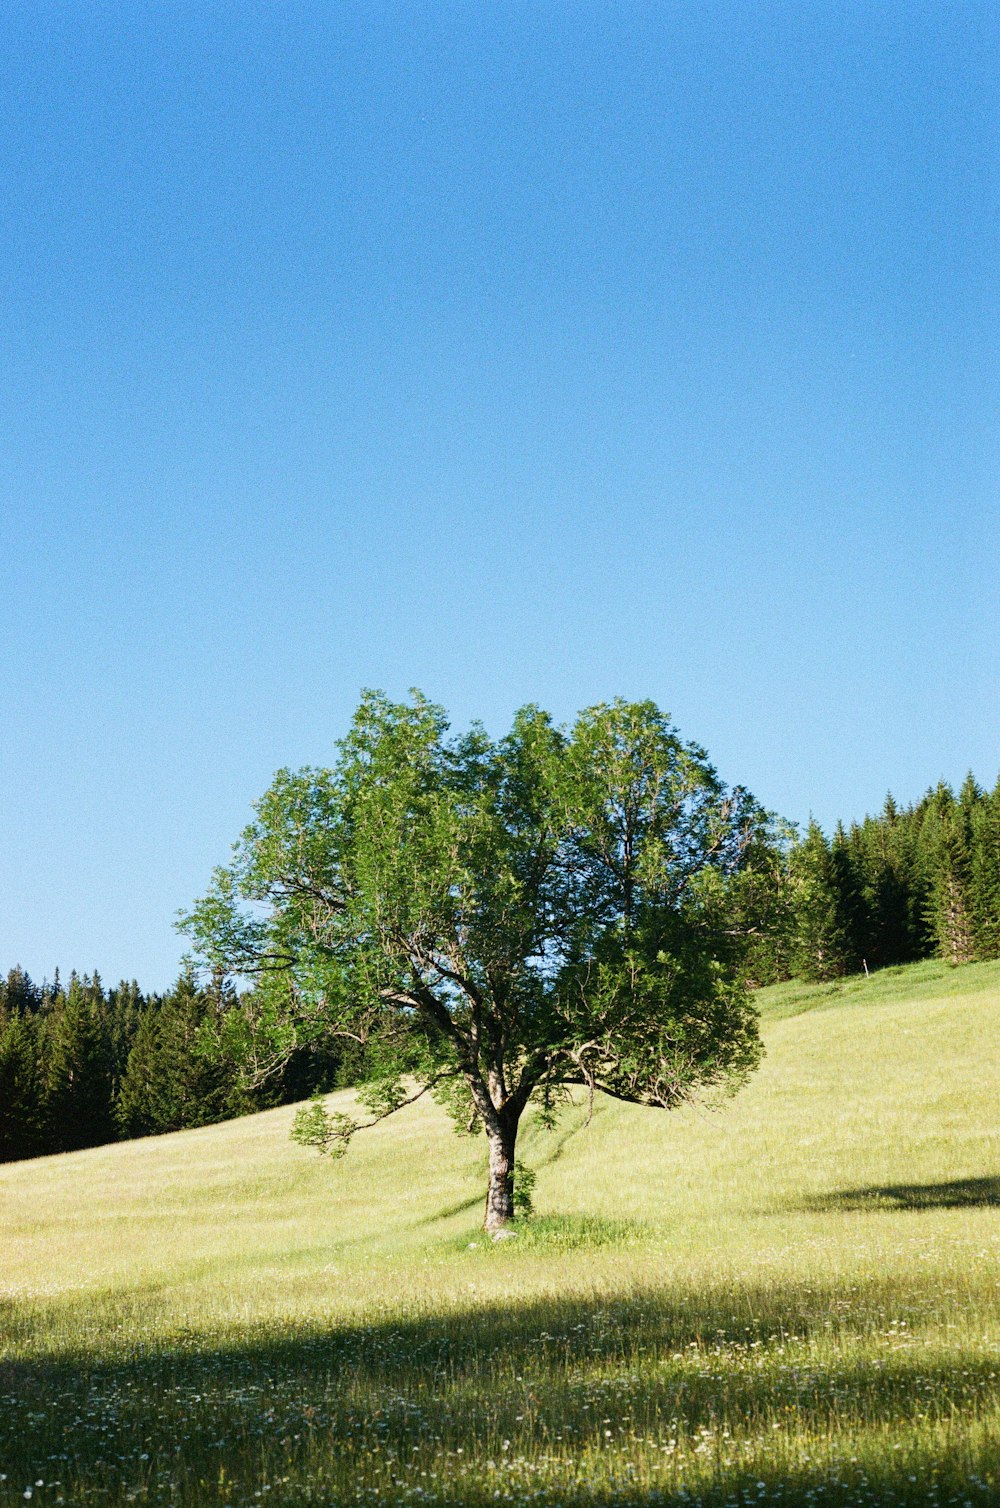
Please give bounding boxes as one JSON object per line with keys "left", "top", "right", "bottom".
{"left": 1, "top": 959, "right": 999, "bottom": 1504}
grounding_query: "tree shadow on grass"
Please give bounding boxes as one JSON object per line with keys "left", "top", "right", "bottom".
{"left": 1, "top": 1278, "right": 998, "bottom": 1506}
{"left": 802, "top": 1175, "right": 1000, "bottom": 1212}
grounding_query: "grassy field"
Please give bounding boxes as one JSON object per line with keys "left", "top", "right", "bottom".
{"left": 1, "top": 958, "right": 998, "bottom": 1506}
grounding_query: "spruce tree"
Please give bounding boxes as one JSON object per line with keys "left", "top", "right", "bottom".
{"left": 44, "top": 974, "right": 116, "bottom": 1151}
{"left": 921, "top": 782, "right": 976, "bottom": 965}
{"left": 106, "top": 979, "right": 146, "bottom": 1094}
{"left": 970, "top": 777, "right": 1000, "bottom": 960}
{"left": 0, "top": 1008, "right": 43, "bottom": 1162}
{"left": 0, "top": 966, "right": 41, "bottom": 1016}
{"left": 846, "top": 804, "right": 919, "bottom": 970}
{"left": 114, "top": 1001, "right": 162, "bottom": 1137}
{"left": 788, "top": 821, "right": 854, "bottom": 981}
{"left": 117, "top": 971, "right": 230, "bottom": 1135}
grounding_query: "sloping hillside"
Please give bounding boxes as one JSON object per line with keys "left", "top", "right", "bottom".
{"left": 1, "top": 959, "right": 998, "bottom": 1506}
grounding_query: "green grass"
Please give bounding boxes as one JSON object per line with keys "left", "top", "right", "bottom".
{"left": 2, "top": 959, "right": 999, "bottom": 1506}
{"left": 753, "top": 956, "right": 1000, "bottom": 1020}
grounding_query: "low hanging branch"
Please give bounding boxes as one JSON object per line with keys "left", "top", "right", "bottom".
{"left": 291, "top": 1071, "right": 456, "bottom": 1159}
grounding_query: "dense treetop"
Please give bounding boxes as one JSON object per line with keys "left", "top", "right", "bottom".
{"left": 179, "top": 692, "right": 786, "bottom": 1226}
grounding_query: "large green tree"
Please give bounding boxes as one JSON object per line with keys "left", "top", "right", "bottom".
{"left": 180, "top": 692, "right": 778, "bottom": 1233}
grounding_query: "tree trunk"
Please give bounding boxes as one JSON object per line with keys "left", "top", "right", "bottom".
{"left": 483, "top": 1118, "right": 517, "bottom": 1235}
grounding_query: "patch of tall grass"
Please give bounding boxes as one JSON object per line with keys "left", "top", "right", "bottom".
{"left": 0, "top": 959, "right": 998, "bottom": 1505}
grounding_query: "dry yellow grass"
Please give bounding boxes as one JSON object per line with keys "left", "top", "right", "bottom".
{"left": 1, "top": 958, "right": 998, "bottom": 1505}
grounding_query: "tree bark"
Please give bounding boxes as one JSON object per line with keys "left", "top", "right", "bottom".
{"left": 483, "top": 1117, "right": 517, "bottom": 1234}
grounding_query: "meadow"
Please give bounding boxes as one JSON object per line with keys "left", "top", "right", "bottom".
{"left": 1, "top": 958, "right": 998, "bottom": 1506}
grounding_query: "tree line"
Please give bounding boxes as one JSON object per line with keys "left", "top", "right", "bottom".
{"left": 2, "top": 767, "right": 998, "bottom": 1168}
{"left": 748, "top": 773, "right": 1000, "bottom": 984}
{"left": 0, "top": 966, "right": 350, "bottom": 1164}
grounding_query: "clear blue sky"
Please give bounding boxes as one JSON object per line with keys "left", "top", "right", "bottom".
{"left": 1, "top": 3, "right": 997, "bottom": 990}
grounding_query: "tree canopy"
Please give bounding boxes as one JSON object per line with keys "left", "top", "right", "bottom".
{"left": 180, "top": 692, "right": 781, "bottom": 1231}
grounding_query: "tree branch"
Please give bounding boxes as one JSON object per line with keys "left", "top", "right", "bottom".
{"left": 351, "top": 1071, "right": 456, "bottom": 1133}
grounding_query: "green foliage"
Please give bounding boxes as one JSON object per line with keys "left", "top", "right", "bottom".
{"left": 920, "top": 782, "right": 976, "bottom": 965}
{"left": 2, "top": 958, "right": 999, "bottom": 1506}
{"left": 356, "top": 1075, "right": 409, "bottom": 1121}
{"left": 181, "top": 692, "right": 780, "bottom": 1219}
{"left": 0, "top": 960, "right": 355, "bottom": 1165}
{"left": 766, "top": 772, "right": 1000, "bottom": 987}
{"left": 969, "top": 779, "right": 1000, "bottom": 958}
{"left": 787, "top": 821, "right": 856, "bottom": 981}
{"left": 289, "top": 1093, "right": 354, "bottom": 1158}
{"left": 512, "top": 1159, "right": 536, "bottom": 1217}
{"left": 0, "top": 1006, "right": 43, "bottom": 1161}
{"left": 44, "top": 973, "right": 116, "bottom": 1152}
{"left": 433, "top": 1075, "right": 482, "bottom": 1135}
{"left": 116, "top": 970, "right": 232, "bottom": 1137}
{"left": 0, "top": 967, "right": 130, "bottom": 1161}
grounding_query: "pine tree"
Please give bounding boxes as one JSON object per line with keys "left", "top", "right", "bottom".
{"left": 921, "top": 782, "right": 976, "bottom": 965}
{"left": 117, "top": 971, "right": 230, "bottom": 1135}
{"left": 788, "top": 821, "right": 855, "bottom": 981}
{"left": 970, "top": 776, "right": 1000, "bottom": 959}
{"left": 106, "top": 979, "right": 146, "bottom": 1098}
{"left": 0, "top": 1007, "right": 43, "bottom": 1161}
{"left": 44, "top": 974, "right": 116, "bottom": 1151}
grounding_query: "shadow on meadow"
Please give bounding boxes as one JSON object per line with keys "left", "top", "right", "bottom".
{"left": 802, "top": 1176, "right": 1000, "bottom": 1212}
{"left": 2, "top": 1268, "right": 999, "bottom": 1505}
{"left": 3, "top": 1193, "right": 1000, "bottom": 1503}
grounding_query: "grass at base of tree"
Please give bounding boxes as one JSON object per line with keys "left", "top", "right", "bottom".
{"left": 1, "top": 959, "right": 998, "bottom": 1506}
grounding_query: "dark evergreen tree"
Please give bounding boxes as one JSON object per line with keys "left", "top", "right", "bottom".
{"left": 788, "top": 821, "right": 854, "bottom": 980}
{"left": 114, "top": 1002, "right": 161, "bottom": 1137}
{"left": 920, "top": 781, "right": 976, "bottom": 965}
{"left": 0, "top": 1007, "right": 43, "bottom": 1161}
{"left": 970, "top": 776, "right": 1000, "bottom": 960}
{"left": 844, "top": 801, "right": 920, "bottom": 970}
{"left": 830, "top": 822, "right": 864, "bottom": 969}
{"left": 44, "top": 974, "right": 116, "bottom": 1151}
{"left": 106, "top": 979, "right": 147, "bottom": 1098}
{"left": 0, "top": 965, "right": 42, "bottom": 1016}
{"left": 117, "top": 971, "right": 230, "bottom": 1136}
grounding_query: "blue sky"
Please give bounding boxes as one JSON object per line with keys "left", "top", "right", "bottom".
{"left": 1, "top": 3, "right": 997, "bottom": 990}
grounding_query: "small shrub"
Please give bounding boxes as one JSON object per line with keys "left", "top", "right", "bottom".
{"left": 513, "top": 1160, "right": 536, "bottom": 1218}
